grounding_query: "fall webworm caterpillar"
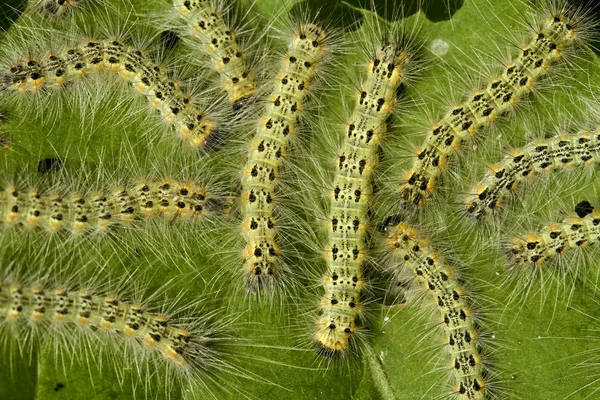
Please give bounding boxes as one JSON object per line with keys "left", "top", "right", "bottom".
{"left": 313, "top": 35, "right": 413, "bottom": 355}
{"left": 508, "top": 199, "right": 600, "bottom": 266}
{"left": 170, "top": 0, "right": 257, "bottom": 107}
{"left": 464, "top": 127, "right": 600, "bottom": 220}
{"left": 0, "top": 179, "right": 222, "bottom": 235}
{"left": 239, "top": 21, "right": 333, "bottom": 293}
{"left": 398, "top": 0, "right": 595, "bottom": 208}
{"left": 0, "top": 257, "right": 249, "bottom": 400}
{"left": 0, "top": 28, "right": 221, "bottom": 150}
{"left": 382, "top": 220, "right": 490, "bottom": 400}
{"left": 0, "top": 132, "right": 229, "bottom": 246}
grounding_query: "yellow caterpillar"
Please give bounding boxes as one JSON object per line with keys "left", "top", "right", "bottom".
{"left": 400, "top": 4, "right": 583, "bottom": 207}
{"left": 0, "top": 269, "right": 234, "bottom": 399}
{"left": 172, "top": 0, "right": 256, "bottom": 106}
{"left": 509, "top": 200, "right": 600, "bottom": 265}
{"left": 465, "top": 129, "right": 600, "bottom": 220}
{"left": 240, "top": 23, "right": 329, "bottom": 292}
{"left": 0, "top": 180, "right": 218, "bottom": 234}
{"left": 2, "top": 38, "right": 217, "bottom": 149}
{"left": 385, "top": 221, "right": 488, "bottom": 400}
{"left": 315, "top": 40, "right": 410, "bottom": 354}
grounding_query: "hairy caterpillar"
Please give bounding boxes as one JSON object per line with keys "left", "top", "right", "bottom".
{"left": 383, "top": 220, "right": 488, "bottom": 400}
{"left": 0, "top": 179, "right": 221, "bottom": 234}
{"left": 1, "top": 37, "right": 218, "bottom": 149}
{"left": 398, "top": 1, "right": 591, "bottom": 207}
{"left": 171, "top": 0, "right": 256, "bottom": 107}
{"left": 0, "top": 264, "right": 239, "bottom": 399}
{"left": 314, "top": 37, "right": 412, "bottom": 355}
{"left": 465, "top": 128, "right": 600, "bottom": 220}
{"left": 240, "top": 22, "right": 331, "bottom": 293}
{"left": 508, "top": 200, "right": 600, "bottom": 266}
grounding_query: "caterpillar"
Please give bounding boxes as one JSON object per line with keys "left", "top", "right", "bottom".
{"left": 508, "top": 200, "right": 600, "bottom": 266}
{"left": 240, "top": 22, "right": 330, "bottom": 293}
{"left": 465, "top": 128, "right": 600, "bottom": 220}
{"left": 398, "top": 1, "right": 590, "bottom": 207}
{"left": 314, "top": 38, "right": 411, "bottom": 355}
{"left": 0, "top": 265, "right": 238, "bottom": 399}
{"left": 172, "top": 0, "right": 256, "bottom": 107}
{"left": 1, "top": 37, "right": 218, "bottom": 149}
{"left": 0, "top": 179, "right": 221, "bottom": 234}
{"left": 383, "top": 220, "right": 488, "bottom": 400}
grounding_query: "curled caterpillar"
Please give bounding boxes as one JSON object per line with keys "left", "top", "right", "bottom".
{"left": 384, "top": 221, "right": 488, "bottom": 400}
{"left": 465, "top": 129, "right": 600, "bottom": 220}
{"left": 240, "top": 23, "right": 330, "bottom": 293}
{"left": 2, "top": 38, "right": 218, "bottom": 149}
{"left": 314, "top": 39, "right": 411, "bottom": 355}
{"left": 172, "top": 0, "right": 256, "bottom": 106}
{"left": 399, "top": 1, "right": 589, "bottom": 207}
{"left": 0, "top": 180, "right": 221, "bottom": 234}
{"left": 509, "top": 200, "right": 600, "bottom": 265}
